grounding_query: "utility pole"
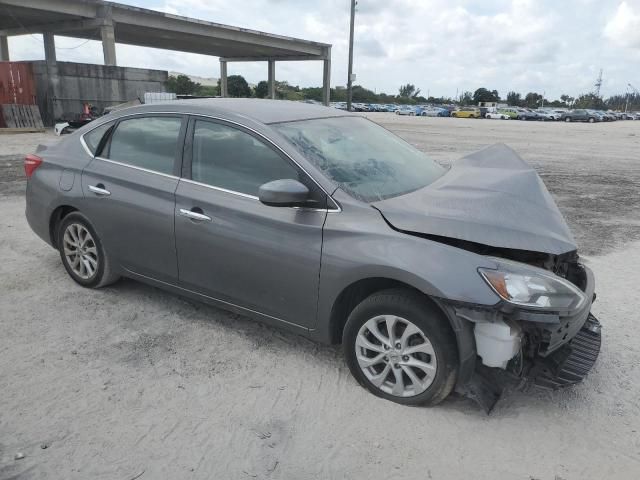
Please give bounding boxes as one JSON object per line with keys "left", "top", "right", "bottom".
{"left": 347, "top": 0, "right": 356, "bottom": 111}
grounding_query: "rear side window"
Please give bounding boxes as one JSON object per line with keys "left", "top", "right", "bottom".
{"left": 191, "top": 120, "right": 299, "bottom": 196}
{"left": 106, "top": 116, "right": 182, "bottom": 175}
{"left": 83, "top": 121, "right": 113, "bottom": 155}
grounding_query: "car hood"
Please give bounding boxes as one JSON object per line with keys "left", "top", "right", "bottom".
{"left": 372, "top": 143, "right": 577, "bottom": 255}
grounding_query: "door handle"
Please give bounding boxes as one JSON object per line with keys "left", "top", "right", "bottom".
{"left": 88, "top": 184, "right": 111, "bottom": 196}
{"left": 179, "top": 208, "right": 212, "bottom": 222}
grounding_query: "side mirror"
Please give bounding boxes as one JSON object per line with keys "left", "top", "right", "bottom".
{"left": 258, "top": 179, "right": 310, "bottom": 207}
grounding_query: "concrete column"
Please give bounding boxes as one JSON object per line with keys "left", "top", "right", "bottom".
{"left": 0, "top": 35, "right": 9, "bottom": 62}
{"left": 219, "top": 59, "right": 228, "bottom": 97}
{"left": 43, "top": 32, "right": 56, "bottom": 65}
{"left": 322, "top": 57, "right": 331, "bottom": 106}
{"left": 42, "top": 32, "right": 62, "bottom": 123}
{"left": 267, "top": 60, "right": 276, "bottom": 99}
{"left": 100, "top": 23, "right": 117, "bottom": 66}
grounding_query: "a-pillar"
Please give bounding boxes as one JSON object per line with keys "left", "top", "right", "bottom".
{"left": 219, "top": 59, "right": 228, "bottom": 97}
{"left": 101, "top": 23, "right": 117, "bottom": 66}
{"left": 267, "top": 60, "right": 276, "bottom": 99}
{"left": 0, "top": 36, "right": 9, "bottom": 61}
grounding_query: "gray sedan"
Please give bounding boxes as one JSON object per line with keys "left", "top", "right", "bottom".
{"left": 25, "top": 99, "right": 601, "bottom": 411}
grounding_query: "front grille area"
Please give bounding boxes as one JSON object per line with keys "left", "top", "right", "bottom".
{"left": 533, "top": 314, "right": 601, "bottom": 389}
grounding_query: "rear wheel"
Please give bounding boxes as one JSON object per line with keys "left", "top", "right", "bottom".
{"left": 58, "top": 212, "right": 119, "bottom": 288}
{"left": 588, "top": 117, "right": 595, "bottom": 123}
{"left": 343, "top": 289, "right": 458, "bottom": 406}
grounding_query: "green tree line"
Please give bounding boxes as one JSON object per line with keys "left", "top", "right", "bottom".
{"left": 166, "top": 74, "right": 640, "bottom": 110}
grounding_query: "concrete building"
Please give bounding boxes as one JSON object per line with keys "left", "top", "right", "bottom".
{"left": 0, "top": 0, "right": 332, "bottom": 124}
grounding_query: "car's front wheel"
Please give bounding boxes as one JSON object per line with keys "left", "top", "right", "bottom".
{"left": 58, "top": 212, "right": 119, "bottom": 288}
{"left": 343, "top": 289, "right": 458, "bottom": 406}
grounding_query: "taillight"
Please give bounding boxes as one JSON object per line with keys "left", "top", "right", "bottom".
{"left": 24, "top": 154, "right": 43, "bottom": 178}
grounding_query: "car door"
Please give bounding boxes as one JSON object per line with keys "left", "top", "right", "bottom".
{"left": 174, "top": 117, "right": 329, "bottom": 328}
{"left": 81, "top": 114, "right": 187, "bottom": 283}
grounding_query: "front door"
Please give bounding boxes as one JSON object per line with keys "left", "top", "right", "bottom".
{"left": 81, "top": 114, "right": 186, "bottom": 283}
{"left": 174, "top": 118, "right": 328, "bottom": 328}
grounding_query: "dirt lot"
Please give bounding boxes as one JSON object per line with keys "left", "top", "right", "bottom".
{"left": 1, "top": 118, "right": 639, "bottom": 480}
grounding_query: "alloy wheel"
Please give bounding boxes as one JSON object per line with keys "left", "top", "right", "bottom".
{"left": 63, "top": 223, "right": 99, "bottom": 279}
{"left": 355, "top": 315, "right": 437, "bottom": 397}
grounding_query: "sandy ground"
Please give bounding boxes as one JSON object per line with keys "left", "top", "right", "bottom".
{"left": 1, "top": 119, "right": 639, "bottom": 479}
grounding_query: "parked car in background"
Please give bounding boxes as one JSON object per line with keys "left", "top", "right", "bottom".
{"left": 536, "top": 109, "right": 561, "bottom": 121}
{"left": 485, "top": 111, "right": 510, "bottom": 119}
{"left": 517, "top": 109, "right": 542, "bottom": 121}
{"left": 497, "top": 109, "right": 518, "bottom": 119}
{"left": 395, "top": 106, "right": 417, "bottom": 116}
{"left": 451, "top": 107, "right": 481, "bottom": 118}
{"left": 24, "top": 99, "right": 601, "bottom": 412}
{"left": 561, "top": 109, "right": 599, "bottom": 123}
{"left": 419, "top": 106, "right": 448, "bottom": 117}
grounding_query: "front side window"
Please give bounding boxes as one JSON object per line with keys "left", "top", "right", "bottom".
{"left": 274, "top": 116, "right": 445, "bottom": 202}
{"left": 84, "top": 121, "right": 113, "bottom": 155}
{"left": 107, "top": 116, "right": 182, "bottom": 175}
{"left": 191, "top": 120, "right": 300, "bottom": 197}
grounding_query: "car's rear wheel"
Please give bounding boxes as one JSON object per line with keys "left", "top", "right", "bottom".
{"left": 343, "top": 289, "right": 458, "bottom": 406}
{"left": 588, "top": 117, "right": 595, "bottom": 123}
{"left": 58, "top": 212, "right": 119, "bottom": 288}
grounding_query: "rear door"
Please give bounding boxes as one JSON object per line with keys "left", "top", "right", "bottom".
{"left": 81, "top": 114, "right": 187, "bottom": 283}
{"left": 174, "top": 117, "right": 328, "bottom": 328}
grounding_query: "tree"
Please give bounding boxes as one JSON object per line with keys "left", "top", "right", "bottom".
{"left": 506, "top": 91, "right": 521, "bottom": 106}
{"left": 195, "top": 85, "right": 218, "bottom": 97}
{"left": 560, "top": 94, "right": 574, "bottom": 107}
{"left": 165, "top": 74, "right": 200, "bottom": 95}
{"left": 458, "top": 91, "right": 473, "bottom": 105}
{"left": 523, "top": 92, "right": 544, "bottom": 108}
{"left": 573, "top": 93, "right": 605, "bottom": 110}
{"left": 227, "top": 75, "right": 252, "bottom": 97}
{"left": 254, "top": 81, "right": 268, "bottom": 98}
{"left": 399, "top": 83, "right": 421, "bottom": 98}
{"left": 472, "top": 88, "right": 499, "bottom": 104}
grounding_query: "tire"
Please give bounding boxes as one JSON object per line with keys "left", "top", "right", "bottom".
{"left": 588, "top": 117, "right": 595, "bottom": 123}
{"left": 57, "top": 212, "right": 119, "bottom": 288}
{"left": 451, "top": 113, "right": 457, "bottom": 118}
{"left": 565, "top": 117, "right": 571, "bottom": 122}
{"left": 343, "top": 289, "right": 458, "bottom": 406}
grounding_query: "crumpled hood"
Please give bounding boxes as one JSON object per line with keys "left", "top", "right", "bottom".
{"left": 372, "top": 143, "right": 577, "bottom": 255}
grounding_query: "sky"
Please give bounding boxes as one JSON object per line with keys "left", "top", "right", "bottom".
{"left": 6, "top": 0, "right": 640, "bottom": 100}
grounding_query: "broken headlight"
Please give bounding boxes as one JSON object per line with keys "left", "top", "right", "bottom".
{"left": 479, "top": 259, "right": 586, "bottom": 311}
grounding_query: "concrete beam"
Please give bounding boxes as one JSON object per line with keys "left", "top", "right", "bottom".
{"left": 0, "top": 36, "right": 8, "bottom": 61}
{"left": 220, "top": 55, "right": 324, "bottom": 62}
{"left": 219, "top": 59, "right": 228, "bottom": 97}
{"left": 267, "top": 60, "right": 275, "bottom": 99}
{"left": 101, "top": 23, "right": 117, "bottom": 66}
{"left": 0, "top": 19, "right": 107, "bottom": 37}
{"left": 322, "top": 56, "right": 331, "bottom": 106}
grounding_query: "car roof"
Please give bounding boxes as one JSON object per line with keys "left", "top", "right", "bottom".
{"left": 106, "top": 98, "right": 355, "bottom": 125}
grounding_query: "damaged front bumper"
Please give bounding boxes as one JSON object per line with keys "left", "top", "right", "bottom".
{"left": 438, "top": 264, "right": 601, "bottom": 413}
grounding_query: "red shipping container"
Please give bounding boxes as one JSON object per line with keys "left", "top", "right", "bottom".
{"left": 0, "top": 61, "right": 37, "bottom": 105}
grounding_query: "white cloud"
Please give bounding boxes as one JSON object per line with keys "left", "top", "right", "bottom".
{"left": 4, "top": 0, "right": 639, "bottom": 99}
{"left": 604, "top": 1, "right": 640, "bottom": 48}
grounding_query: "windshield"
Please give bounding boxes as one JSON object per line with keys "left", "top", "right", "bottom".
{"left": 273, "top": 116, "right": 445, "bottom": 202}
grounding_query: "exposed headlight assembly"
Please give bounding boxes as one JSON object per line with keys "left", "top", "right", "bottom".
{"left": 479, "top": 259, "right": 586, "bottom": 311}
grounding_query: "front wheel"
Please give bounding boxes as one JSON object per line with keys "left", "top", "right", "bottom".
{"left": 58, "top": 212, "right": 119, "bottom": 288}
{"left": 588, "top": 117, "right": 595, "bottom": 123}
{"left": 565, "top": 117, "right": 571, "bottom": 122}
{"left": 343, "top": 289, "right": 458, "bottom": 406}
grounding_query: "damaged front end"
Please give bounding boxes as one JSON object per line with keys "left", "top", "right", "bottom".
{"left": 438, "top": 249, "right": 601, "bottom": 413}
